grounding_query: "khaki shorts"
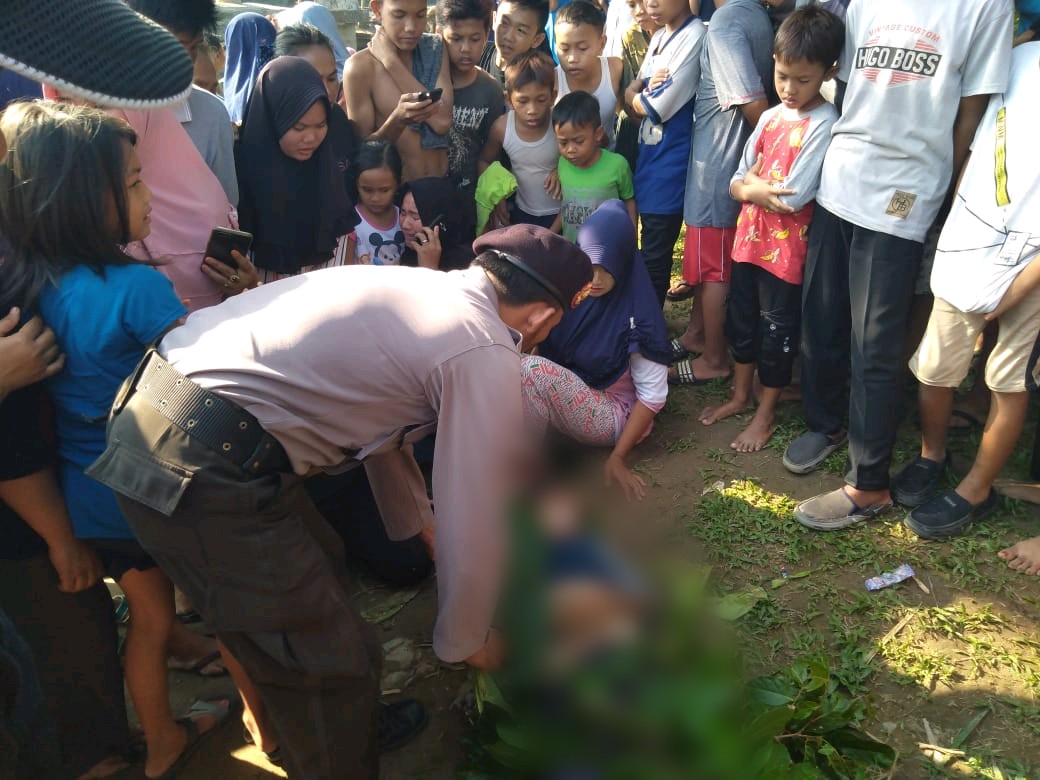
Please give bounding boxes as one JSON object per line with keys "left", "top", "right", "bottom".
{"left": 910, "top": 294, "right": 1040, "bottom": 393}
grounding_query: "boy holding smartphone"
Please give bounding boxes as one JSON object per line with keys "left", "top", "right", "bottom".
{"left": 438, "top": 0, "right": 506, "bottom": 198}
{"left": 343, "top": 0, "right": 455, "bottom": 181}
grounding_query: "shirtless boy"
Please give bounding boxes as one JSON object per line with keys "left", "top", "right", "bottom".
{"left": 343, "top": 0, "right": 455, "bottom": 181}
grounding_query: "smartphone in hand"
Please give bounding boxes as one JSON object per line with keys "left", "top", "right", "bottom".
{"left": 204, "top": 227, "right": 253, "bottom": 267}
{"left": 416, "top": 88, "right": 443, "bottom": 103}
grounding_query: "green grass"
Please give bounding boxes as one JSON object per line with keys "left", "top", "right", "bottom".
{"left": 656, "top": 228, "right": 1040, "bottom": 777}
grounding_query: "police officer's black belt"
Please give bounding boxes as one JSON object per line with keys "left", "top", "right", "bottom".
{"left": 132, "top": 352, "right": 290, "bottom": 475}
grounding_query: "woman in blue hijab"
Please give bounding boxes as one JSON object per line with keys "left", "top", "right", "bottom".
{"left": 223, "top": 12, "right": 277, "bottom": 124}
{"left": 275, "top": 1, "right": 352, "bottom": 80}
{"left": 521, "top": 199, "right": 672, "bottom": 500}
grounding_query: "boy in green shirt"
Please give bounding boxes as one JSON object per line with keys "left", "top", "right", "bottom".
{"left": 550, "top": 90, "right": 636, "bottom": 242}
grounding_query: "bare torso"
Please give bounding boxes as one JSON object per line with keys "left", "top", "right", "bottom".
{"left": 347, "top": 50, "right": 448, "bottom": 182}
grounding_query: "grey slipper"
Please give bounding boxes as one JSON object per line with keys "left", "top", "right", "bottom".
{"left": 782, "top": 431, "right": 847, "bottom": 475}
{"left": 794, "top": 487, "right": 893, "bottom": 531}
{"left": 152, "top": 698, "right": 235, "bottom": 780}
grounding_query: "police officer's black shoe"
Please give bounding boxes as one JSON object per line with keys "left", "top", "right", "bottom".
{"left": 378, "top": 699, "right": 428, "bottom": 752}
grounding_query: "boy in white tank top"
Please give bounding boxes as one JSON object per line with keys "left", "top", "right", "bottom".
{"left": 479, "top": 51, "right": 562, "bottom": 229}
{"left": 553, "top": 0, "right": 623, "bottom": 149}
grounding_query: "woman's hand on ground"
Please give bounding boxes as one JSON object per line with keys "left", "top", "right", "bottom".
{"left": 49, "top": 537, "right": 103, "bottom": 593}
{"left": 604, "top": 453, "right": 646, "bottom": 502}
{"left": 202, "top": 249, "right": 260, "bottom": 296}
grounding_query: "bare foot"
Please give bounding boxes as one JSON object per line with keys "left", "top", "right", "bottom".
{"left": 731, "top": 413, "right": 776, "bottom": 453}
{"left": 699, "top": 397, "right": 752, "bottom": 426}
{"left": 168, "top": 622, "right": 226, "bottom": 676}
{"left": 167, "top": 652, "right": 226, "bottom": 676}
{"left": 998, "top": 536, "right": 1040, "bottom": 575}
{"left": 687, "top": 355, "right": 730, "bottom": 382}
{"left": 242, "top": 709, "right": 280, "bottom": 755}
{"left": 752, "top": 375, "right": 800, "bottom": 404}
{"left": 679, "top": 337, "right": 705, "bottom": 354}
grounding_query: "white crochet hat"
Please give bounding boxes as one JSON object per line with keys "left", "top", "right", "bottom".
{"left": 0, "top": 0, "right": 193, "bottom": 108}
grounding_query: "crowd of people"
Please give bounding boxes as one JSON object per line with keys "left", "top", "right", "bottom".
{"left": 1, "top": 0, "right": 1038, "bottom": 777}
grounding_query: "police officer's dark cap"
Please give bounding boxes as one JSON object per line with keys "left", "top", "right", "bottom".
{"left": 473, "top": 224, "right": 594, "bottom": 309}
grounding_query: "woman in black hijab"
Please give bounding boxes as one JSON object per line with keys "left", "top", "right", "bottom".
{"left": 399, "top": 177, "right": 475, "bottom": 271}
{"left": 235, "top": 56, "right": 357, "bottom": 281}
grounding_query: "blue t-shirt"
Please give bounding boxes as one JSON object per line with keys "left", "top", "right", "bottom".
{"left": 38, "top": 263, "right": 186, "bottom": 539}
{"left": 633, "top": 15, "right": 706, "bottom": 215}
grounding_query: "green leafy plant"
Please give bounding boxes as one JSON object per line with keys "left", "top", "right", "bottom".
{"left": 462, "top": 562, "right": 895, "bottom": 779}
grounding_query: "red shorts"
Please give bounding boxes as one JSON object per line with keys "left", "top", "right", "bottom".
{"left": 681, "top": 225, "right": 735, "bottom": 284}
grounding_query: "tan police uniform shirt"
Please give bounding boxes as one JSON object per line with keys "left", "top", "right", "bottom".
{"left": 159, "top": 265, "right": 524, "bottom": 662}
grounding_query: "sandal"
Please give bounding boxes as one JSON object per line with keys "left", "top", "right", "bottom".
{"left": 666, "top": 281, "right": 695, "bottom": 302}
{"left": 175, "top": 610, "right": 202, "bottom": 625}
{"left": 668, "top": 338, "right": 692, "bottom": 364}
{"left": 112, "top": 593, "right": 130, "bottom": 625}
{"left": 150, "top": 698, "right": 234, "bottom": 780}
{"left": 167, "top": 649, "right": 227, "bottom": 678}
{"left": 669, "top": 359, "right": 727, "bottom": 386}
{"left": 242, "top": 727, "right": 283, "bottom": 767}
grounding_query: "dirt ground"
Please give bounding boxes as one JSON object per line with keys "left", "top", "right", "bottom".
{"left": 127, "top": 303, "right": 1040, "bottom": 780}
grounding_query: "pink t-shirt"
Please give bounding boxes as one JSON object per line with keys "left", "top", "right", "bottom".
{"left": 109, "top": 108, "right": 237, "bottom": 311}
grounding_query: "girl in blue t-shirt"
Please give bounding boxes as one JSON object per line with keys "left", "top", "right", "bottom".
{"left": 0, "top": 101, "right": 231, "bottom": 779}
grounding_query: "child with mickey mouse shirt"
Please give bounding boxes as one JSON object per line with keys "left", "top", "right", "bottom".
{"left": 349, "top": 140, "right": 408, "bottom": 265}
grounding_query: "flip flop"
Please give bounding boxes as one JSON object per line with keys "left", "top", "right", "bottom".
{"left": 151, "top": 698, "right": 234, "bottom": 780}
{"left": 670, "top": 359, "right": 728, "bottom": 386}
{"left": 242, "top": 726, "right": 284, "bottom": 767}
{"left": 168, "top": 649, "right": 227, "bottom": 677}
{"left": 666, "top": 281, "right": 695, "bottom": 302}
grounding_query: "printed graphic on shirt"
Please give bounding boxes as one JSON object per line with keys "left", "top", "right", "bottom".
{"left": 358, "top": 229, "right": 406, "bottom": 265}
{"left": 449, "top": 104, "right": 492, "bottom": 190}
{"left": 856, "top": 26, "right": 943, "bottom": 86}
{"left": 561, "top": 195, "right": 605, "bottom": 236}
{"left": 731, "top": 112, "right": 816, "bottom": 285}
{"left": 884, "top": 190, "right": 917, "bottom": 219}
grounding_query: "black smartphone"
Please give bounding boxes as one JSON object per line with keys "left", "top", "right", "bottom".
{"left": 428, "top": 213, "right": 448, "bottom": 240}
{"left": 416, "top": 87, "right": 443, "bottom": 103}
{"left": 205, "top": 227, "right": 253, "bottom": 266}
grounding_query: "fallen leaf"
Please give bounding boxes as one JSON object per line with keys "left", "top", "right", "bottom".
{"left": 712, "top": 586, "right": 767, "bottom": 621}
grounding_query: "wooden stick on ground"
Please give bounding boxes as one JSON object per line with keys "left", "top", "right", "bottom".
{"left": 920, "top": 719, "right": 963, "bottom": 766}
{"left": 917, "top": 743, "right": 965, "bottom": 757}
{"left": 864, "top": 611, "right": 916, "bottom": 663}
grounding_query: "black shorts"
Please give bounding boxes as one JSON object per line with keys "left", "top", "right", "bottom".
{"left": 82, "top": 537, "right": 158, "bottom": 581}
